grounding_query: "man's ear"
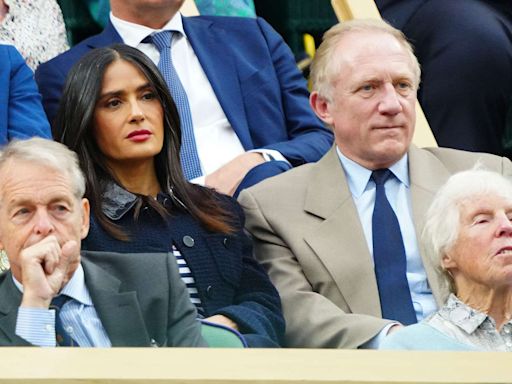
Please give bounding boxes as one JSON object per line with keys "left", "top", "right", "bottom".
{"left": 310, "top": 91, "right": 334, "bottom": 126}
{"left": 80, "top": 198, "right": 90, "bottom": 239}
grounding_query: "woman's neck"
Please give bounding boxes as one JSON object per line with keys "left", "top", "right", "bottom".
{"left": 456, "top": 280, "right": 512, "bottom": 330}
{"left": 108, "top": 159, "right": 160, "bottom": 197}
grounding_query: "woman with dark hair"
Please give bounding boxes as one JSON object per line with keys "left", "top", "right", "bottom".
{"left": 55, "top": 44, "right": 284, "bottom": 347}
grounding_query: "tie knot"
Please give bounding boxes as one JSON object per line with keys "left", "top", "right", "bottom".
{"left": 50, "top": 294, "right": 71, "bottom": 310}
{"left": 150, "top": 30, "right": 175, "bottom": 52}
{"left": 371, "top": 169, "right": 392, "bottom": 185}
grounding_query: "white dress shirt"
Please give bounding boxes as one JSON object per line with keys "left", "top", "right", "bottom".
{"left": 110, "top": 12, "right": 286, "bottom": 184}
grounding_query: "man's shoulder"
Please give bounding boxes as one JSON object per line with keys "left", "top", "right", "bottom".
{"left": 37, "top": 27, "right": 116, "bottom": 76}
{"left": 187, "top": 14, "right": 259, "bottom": 27}
{"left": 243, "top": 162, "right": 316, "bottom": 200}
{"left": 415, "top": 146, "right": 511, "bottom": 172}
{"left": 39, "top": 38, "right": 95, "bottom": 69}
{"left": 185, "top": 15, "right": 272, "bottom": 35}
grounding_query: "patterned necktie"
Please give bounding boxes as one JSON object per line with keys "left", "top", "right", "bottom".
{"left": 371, "top": 169, "right": 417, "bottom": 325}
{"left": 151, "top": 30, "right": 202, "bottom": 180}
{"left": 50, "top": 294, "right": 79, "bottom": 347}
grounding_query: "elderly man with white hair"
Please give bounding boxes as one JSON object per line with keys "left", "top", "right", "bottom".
{"left": 382, "top": 168, "right": 512, "bottom": 351}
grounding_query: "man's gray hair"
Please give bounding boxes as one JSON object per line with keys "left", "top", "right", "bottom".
{"left": 422, "top": 167, "right": 512, "bottom": 292}
{"left": 0, "top": 138, "right": 86, "bottom": 199}
{"left": 310, "top": 18, "right": 421, "bottom": 102}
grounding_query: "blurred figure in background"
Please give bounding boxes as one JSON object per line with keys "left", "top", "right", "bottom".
{"left": 376, "top": 0, "right": 512, "bottom": 157}
{"left": 0, "top": 0, "right": 68, "bottom": 70}
{"left": 195, "top": 0, "right": 255, "bottom": 17}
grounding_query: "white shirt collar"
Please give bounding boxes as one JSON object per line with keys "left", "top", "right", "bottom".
{"left": 109, "top": 11, "right": 186, "bottom": 47}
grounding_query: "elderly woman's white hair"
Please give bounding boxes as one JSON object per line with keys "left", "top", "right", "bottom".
{"left": 0, "top": 137, "right": 85, "bottom": 199}
{"left": 422, "top": 167, "right": 512, "bottom": 292}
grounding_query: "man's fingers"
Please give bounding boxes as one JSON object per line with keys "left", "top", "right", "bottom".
{"left": 61, "top": 240, "right": 78, "bottom": 261}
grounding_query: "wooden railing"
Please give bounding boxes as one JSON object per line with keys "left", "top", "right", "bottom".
{"left": 0, "top": 348, "right": 509, "bottom": 383}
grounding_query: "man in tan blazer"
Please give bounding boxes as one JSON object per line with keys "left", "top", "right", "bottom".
{"left": 238, "top": 19, "right": 512, "bottom": 349}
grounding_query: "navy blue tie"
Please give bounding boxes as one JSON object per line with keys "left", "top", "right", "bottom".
{"left": 371, "top": 169, "right": 417, "bottom": 325}
{"left": 151, "top": 31, "right": 202, "bottom": 180}
{"left": 50, "top": 295, "right": 79, "bottom": 347}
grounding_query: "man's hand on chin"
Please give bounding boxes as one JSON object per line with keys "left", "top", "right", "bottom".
{"left": 19, "top": 236, "right": 79, "bottom": 308}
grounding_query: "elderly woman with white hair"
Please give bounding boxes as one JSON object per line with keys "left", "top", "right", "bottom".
{"left": 381, "top": 169, "right": 512, "bottom": 351}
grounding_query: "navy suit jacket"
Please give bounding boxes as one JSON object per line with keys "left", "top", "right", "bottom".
{"left": 36, "top": 16, "right": 333, "bottom": 169}
{"left": 0, "top": 44, "right": 51, "bottom": 145}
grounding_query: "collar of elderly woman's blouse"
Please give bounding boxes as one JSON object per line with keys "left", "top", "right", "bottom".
{"left": 437, "top": 294, "right": 504, "bottom": 334}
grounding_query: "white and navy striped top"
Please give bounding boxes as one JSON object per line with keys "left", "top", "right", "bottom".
{"left": 172, "top": 245, "right": 205, "bottom": 317}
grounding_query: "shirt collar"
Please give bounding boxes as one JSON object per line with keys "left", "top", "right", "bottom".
{"left": 12, "top": 264, "right": 93, "bottom": 306}
{"left": 438, "top": 294, "right": 493, "bottom": 334}
{"left": 336, "top": 146, "right": 410, "bottom": 198}
{"left": 109, "top": 11, "right": 186, "bottom": 47}
{"left": 101, "top": 181, "right": 173, "bottom": 221}
{"left": 101, "top": 181, "right": 139, "bottom": 221}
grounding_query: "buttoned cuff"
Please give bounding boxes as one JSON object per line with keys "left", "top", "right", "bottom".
{"left": 16, "top": 307, "right": 56, "bottom": 347}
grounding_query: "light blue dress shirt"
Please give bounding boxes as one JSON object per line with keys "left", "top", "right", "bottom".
{"left": 15, "top": 264, "right": 111, "bottom": 347}
{"left": 337, "top": 148, "right": 436, "bottom": 322}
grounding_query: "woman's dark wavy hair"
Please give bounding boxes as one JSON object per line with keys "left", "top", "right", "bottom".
{"left": 55, "top": 44, "right": 235, "bottom": 239}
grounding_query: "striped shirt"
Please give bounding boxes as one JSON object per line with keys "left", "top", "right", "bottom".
{"left": 172, "top": 245, "right": 205, "bottom": 317}
{"left": 15, "top": 265, "right": 111, "bottom": 347}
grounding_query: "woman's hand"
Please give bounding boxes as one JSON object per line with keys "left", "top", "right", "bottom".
{"left": 205, "top": 314, "right": 239, "bottom": 330}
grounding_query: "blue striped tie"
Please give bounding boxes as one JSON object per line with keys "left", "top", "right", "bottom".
{"left": 151, "top": 31, "right": 202, "bottom": 180}
{"left": 371, "top": 169, "right": 417, "bottom": 325}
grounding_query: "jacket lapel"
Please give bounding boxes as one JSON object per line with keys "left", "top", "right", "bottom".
{"left": 303, "top": 147, "right": 382, "bottom": 316}
{"left": 81, "top": 259, "right": 151, "bottom": 347}
{"left": 87, "top": 21, "right": 123, "bottom": 49}
{"left": 182, "top": 17, "right": 251, "bottom": 149}
{"left": 0, "top": 273, "right": 32, "bottom": 345}
{"left": 408, "top": 145, "right": 451, "bottom": 305}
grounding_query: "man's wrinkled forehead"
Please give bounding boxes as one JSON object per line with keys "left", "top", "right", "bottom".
{"left": 0, "top": 159, "right": 75, "bottom": 201}
{"left": 331, "top": 31, "right": 418, "bottom": 85}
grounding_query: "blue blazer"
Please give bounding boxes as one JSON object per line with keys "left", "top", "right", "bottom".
{"left": 0, "top": 44, "right": 51, "bottom": 145}
{"left": 35, "top": 16, "right": 333, "bottom": 167}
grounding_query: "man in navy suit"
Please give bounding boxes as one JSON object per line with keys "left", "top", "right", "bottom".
{"left": 35, "top": 0, "right": 333, "bottom": 196}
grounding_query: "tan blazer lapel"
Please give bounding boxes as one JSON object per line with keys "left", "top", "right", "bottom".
{"left": 408, "top": 145, "right": 451, "bottom": 305}
{"left": 303, "top": 147, "right": 381, "bottom": 317}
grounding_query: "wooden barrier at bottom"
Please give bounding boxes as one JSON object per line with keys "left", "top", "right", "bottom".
{"left": 0, "top": 348, "right": 509, "bottom": 383}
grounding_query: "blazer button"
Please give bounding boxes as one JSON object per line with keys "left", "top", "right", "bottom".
{"left": 206, "top": 285, "right": 214, "bottom": 299}
{"left": 223, "top": 237, "right": 230, "bottom": 248}
{"left": 183, "top": 235, "right": 195, "bottom": 247}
